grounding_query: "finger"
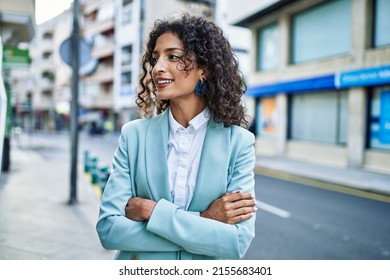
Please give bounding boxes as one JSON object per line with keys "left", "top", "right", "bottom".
{"left": 230, "top": 198, "right": 256, "bottom": 210}
{"left": 228, "top": 212, "right": 255, "bottom": 225}
{"left": 223, "top": 192, "right": 254, "bottom": 202}
{"left": 230, "top": 205, "right": 257, "bottom": 217}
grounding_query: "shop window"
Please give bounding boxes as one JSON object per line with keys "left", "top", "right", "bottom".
{"left": 289, "top": 91, "right": 348, "bottom": 144}
{"left": 291, "top": 0, "right": 351, "bottom": 64}
{"left": 368, "top": 89, "right": 390, "bottom": 150}
{"left": 374, "top": 0, "right": 390, "bottom": 47}
{"left": 256, "top": 97, "right": 277, "bottom": 137}
{"left": 256, "top": 22, "right": 280, "bottom": 71}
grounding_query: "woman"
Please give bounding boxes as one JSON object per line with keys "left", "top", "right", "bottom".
{"left": 96, "top": 13, "right": 257, "bottom": 260}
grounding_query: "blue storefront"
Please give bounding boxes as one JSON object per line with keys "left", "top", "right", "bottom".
{"left": 248, "top": 65, "right": 390, "bottom": 154}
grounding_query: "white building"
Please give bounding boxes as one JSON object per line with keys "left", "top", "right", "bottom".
{"left": 231, "top": 0, "right": 390, "bottom": 175}
{"left": 0, "top": 0, "right": 35, "bottom": 172}
{"left": 27, "top": 10, "right": 73, "bottom": 131}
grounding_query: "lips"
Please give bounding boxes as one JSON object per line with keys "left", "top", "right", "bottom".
{"left": 155, "top": 78, "right": 174, "bottom": 88}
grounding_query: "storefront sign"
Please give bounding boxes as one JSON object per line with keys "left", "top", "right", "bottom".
{"left": 379, "top": 91, "right": 390, "bottom": 144}
{"left": 336, "top": 65, "right": 390, "bottom": 88}
{"left": 2, "top": 47, "right": 30, "bottom": 68}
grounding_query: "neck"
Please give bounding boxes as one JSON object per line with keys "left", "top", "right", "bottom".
{"left": 170, "top": 98, "right": 206, "bottom": 128}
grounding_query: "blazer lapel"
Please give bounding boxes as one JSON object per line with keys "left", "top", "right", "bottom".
{"left": 188, "top": 120, "right": 230, "bottom": 211}
{"left": 144, "top": 109, "right": 172, "bottom": 202}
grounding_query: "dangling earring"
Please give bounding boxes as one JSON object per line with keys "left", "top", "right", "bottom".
{"left": 195, "top": 80, "right": 206, "bottom": 96}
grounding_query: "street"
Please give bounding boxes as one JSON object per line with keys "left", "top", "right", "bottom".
{"left": 4, "top": 131, "right": 390, "bottom": 260}
{"left": 245, "top": 174, "right": 390, "bottom": 260}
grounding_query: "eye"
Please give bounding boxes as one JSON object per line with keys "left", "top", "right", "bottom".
{"left": 169, "top": 54, "right": 180, "bottom": 61}
{"left": 150, "top": 57, "right": 158, "bottom": 65}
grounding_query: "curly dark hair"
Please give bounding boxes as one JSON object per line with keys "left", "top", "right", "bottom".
{"left": 136, "top": 13, "right": 248, "bottom": 127}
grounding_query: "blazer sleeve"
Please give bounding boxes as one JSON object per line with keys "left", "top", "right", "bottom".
{"left": 96, "top": 125, "right": 182, "bottom": 252}
{"left": 146, "top": 132, "right": 256, "bottom": 259}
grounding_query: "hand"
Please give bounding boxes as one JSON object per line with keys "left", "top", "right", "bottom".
{"left": 125, "top": 197, "right": 156, "bottom": 221}
{"left": 200, "top": 191, "right": 257, "bottom": 224}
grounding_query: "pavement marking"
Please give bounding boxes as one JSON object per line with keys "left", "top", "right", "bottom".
{"left": 256, "top": 200, "right": 291, "bottom": 219}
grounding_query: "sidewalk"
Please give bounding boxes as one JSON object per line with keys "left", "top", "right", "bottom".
{"left": 0, "top": 140, "right": 116, "bottom": 260}
{"left": 255, "top": 156, "right": 390, "bottom": 199}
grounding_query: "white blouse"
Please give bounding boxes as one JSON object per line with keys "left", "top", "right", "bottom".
{"left": 167, "top": 108, "right": 210, "bottom": 210}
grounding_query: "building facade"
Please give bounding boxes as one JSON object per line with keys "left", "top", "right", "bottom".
{"left": 26, "top": 10, "right": 73, "bottom": 131}
{"left": 0, "top": 0, "right": 36, "bottom": 172}
{"left": 232, "top": 0, "right": 390, "bottom": 174}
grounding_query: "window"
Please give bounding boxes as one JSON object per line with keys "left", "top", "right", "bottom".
{"left": 368, "top": 88, "right": 390, "bottom": 150}
{"left": 257, "top": 22, "right": 280, "bottom": 71}
{"left": 291, "top": 0, "right": 351, "bottom": 63}
{"left": 256, "top": 97, "right": 277, "bottom": 137}
{"left": 42, "top": 71, "right": 55, "bottom": 81}
{"left": 120, "top": 71, "right": 132, "bottom": 96}
{"left": 42, "top": 32, "right": 53, "bottom": 40}
{"left": 289, "top": 91, "right": 348, "bottom": 144}
{"left": 374, "top": 0, "right": 390, "bottom": 47}
{"left": 42, "top": 51, "right": 52, "bottom": 59}
{"left": 121, "top": 71, "right": 132, "bottom": 86}
{"left": 121, "top": 45, "right": 132, "bottom": 66}
{"left": 123, "top": 0, "right": 133, "bottom": 6}
{"left": 122, "top": 0, "right": 133, "bottom": 25}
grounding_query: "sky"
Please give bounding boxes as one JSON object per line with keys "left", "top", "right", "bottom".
{"left": 35, "top": 0, "right": 74, "bottom": 25}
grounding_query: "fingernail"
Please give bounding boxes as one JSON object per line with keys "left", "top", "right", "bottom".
{"left": 233, "top": 190, "right": 240, "bottom": 193}
{"left": 254, "top": 206, "right": 258, "bottom": 211}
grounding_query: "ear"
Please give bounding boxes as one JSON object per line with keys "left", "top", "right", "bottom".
{"left": 199, "top": 70, "right": 207, "bottom": 81}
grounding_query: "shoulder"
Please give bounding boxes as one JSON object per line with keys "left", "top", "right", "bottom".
{"left": 120, "top": 112, "right": 168, "bottom": 139}
{"left": 121, "top": 118, "right": 149, "bottom": 133}
{"left": 229, "top": 125, "right": 255, "bottom": 145}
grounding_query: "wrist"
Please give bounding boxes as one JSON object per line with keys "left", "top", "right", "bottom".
{"left": 144, "top": 200, "right": 157, "bottom": 220}
{"left": 200, "top": 210, "right": 208, "bottom": 219}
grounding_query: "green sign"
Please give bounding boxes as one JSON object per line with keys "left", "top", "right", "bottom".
{"left": 2, "top": 46, "right": 31, "bottom": 68}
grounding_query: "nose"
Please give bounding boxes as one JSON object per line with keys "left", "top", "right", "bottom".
{"left": 153, "top": 57, "right": 167, "bottom": 73}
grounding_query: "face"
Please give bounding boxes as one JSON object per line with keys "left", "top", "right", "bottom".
{"left": 151, "top": 32, "right": 204, "bottom": 102}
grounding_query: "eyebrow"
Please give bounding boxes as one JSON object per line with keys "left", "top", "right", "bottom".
{"left": 152, "top": 47, "right": 185, "bottom": 54}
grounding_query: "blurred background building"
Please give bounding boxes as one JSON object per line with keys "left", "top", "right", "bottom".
{"left": 26, "top": 9, "right": 73, "bottom": 132}
{"left": 231, "top": 0, "right": 390, "bottom": 175}
{"left": 3, "top": 0, "right": 389, "bottom": 178}
{"left": 8, "top": 0, "right": 250, "bottom": 136}
{"left": 0, "top": 0, "right": 35, "bottom": 172}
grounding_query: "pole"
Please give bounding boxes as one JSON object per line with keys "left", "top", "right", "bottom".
{"left": 69, "top": 0, "right": 80, "bottom": 204}
{"left": 0, "top": 40, "right": 6, "bottom": 175}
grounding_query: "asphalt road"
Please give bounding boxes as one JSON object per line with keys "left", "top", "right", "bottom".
{"left": 244, "top": 174, "right": 390, "bottom": 260}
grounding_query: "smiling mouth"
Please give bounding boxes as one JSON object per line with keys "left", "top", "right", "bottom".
{"left": 156, "top": 79, "right": 174, "bottom": 85}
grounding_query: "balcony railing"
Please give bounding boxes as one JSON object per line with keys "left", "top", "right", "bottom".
{"left": 82, "top": 19, "right": 115, "bottom": 37}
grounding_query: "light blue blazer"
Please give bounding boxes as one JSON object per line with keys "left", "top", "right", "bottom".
{"left": 96, "top": 108, "right": 256, "bottom": 260}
